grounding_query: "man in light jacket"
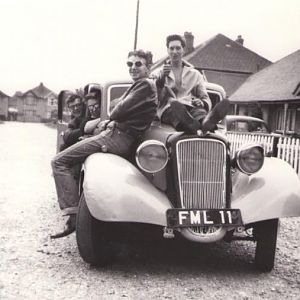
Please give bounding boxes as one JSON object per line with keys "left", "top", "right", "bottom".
{"left": 155, "top": 34, "right": 229, "bottom": 133}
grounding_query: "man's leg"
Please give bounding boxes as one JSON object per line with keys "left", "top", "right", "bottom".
{"left": 50, "top": 135, "right": 105, "bottom": 238}
{"left": 189, "top": 106, "right": 207, "bottom": 125}
{"left": 51, "top": 127, "right": 135, "bottom": 238}
{"left": 51, "top": 135, "right": 105, "bottom": 215}
{"left": 202, "top": 98, "right": 230, "bottom": 133}
{"left": 168, "top": 101, "right": 201, "bottom": 133}
{"left": 161, "top": 107, "right": 181, "bottom": 129}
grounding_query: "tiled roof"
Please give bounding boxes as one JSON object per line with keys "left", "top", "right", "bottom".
{"left": 0, "top": 90, "right": 9, "bottom": 98}
{"left": 204, "top": 70, "right": 250, "bottom": 96}
{"left": 151, "top": 33, "right": 272, "bottom": 73}
{"left": 12, "top": 91, "right": 23, "bottom": 97}
{"left": 24, "top": 83, "right": 54, "bottom": 99}
{"left": 185, "top": 34, "right": 271, "bottom": 73}
{"left": 230, "top": 49, "right": 300, "bottom": 102}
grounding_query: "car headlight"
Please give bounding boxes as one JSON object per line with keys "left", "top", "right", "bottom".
{"left": 136, "top": 140, "right": 168, "bottom": 173}
{"left": 234, "top": 144, "right": 264, "bottom": 175}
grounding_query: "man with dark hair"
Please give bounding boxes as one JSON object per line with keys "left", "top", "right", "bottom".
{"left": 50, "top": 49, "right": 157, "bottom": 238}
{"left": 60, "top": 93, "right": 86, "bottom": 151}
{"left": 82, "top": 92, "right": 102, "bottom": 136}
{"left": 155, "top": 34, "right": 229, "bottom": 133}
{"left": 166, "top": 34, "right": 186, "bottom": 48}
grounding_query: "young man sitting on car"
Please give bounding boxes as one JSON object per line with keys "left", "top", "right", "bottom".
{"left": 50, "top": 49, "right": 158, "bottom": 238}
{"left": 60, "top": 91, "right": 102, "bottom": 151}
{"left": 155, "top": 34, "right": 229, "bottom": 133}
{"left": 80, "top": 92, "right": 102, "bottom": 137}
{"left": 59, "top": 92, "right": 86, "bottom": 151}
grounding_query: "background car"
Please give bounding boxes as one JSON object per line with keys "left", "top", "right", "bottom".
{"left": 218, "top": 115, "right": 271, "bottom": 133}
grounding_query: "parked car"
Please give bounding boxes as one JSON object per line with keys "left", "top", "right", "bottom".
{"left": 218, "top": 115, "right": 271, "bottom": 133}
{"left": 56, "top": 81, "right": 300, "bottom": 272}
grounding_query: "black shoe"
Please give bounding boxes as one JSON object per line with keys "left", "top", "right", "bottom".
{"left": 202, "top": 98, "right": 230, "bottom": 133}
{"left": 170, "top": 101, "right": 200, "bottom": 134}
{"left": 50, "top": 214, "right": 76, "bottom": 239}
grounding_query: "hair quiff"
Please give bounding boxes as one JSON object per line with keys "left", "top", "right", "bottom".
{"left": 166, "top": 34, "right": 186, "bottom": 48}
{"left": 127, "top": 49, "right": 153, "bottom": 67}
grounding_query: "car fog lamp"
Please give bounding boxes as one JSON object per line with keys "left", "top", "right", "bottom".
{"left": 235, "top": 144, "right": 264, "bottom": 175}
{"left": 136, "top": 140, "right": 168, "bottom": 173}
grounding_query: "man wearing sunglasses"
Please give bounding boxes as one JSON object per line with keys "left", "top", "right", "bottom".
{"left": 51, "top": 49, "right": 157, "bottom": 238}
{"left": 155, "top": 34, "right": 229, "bottom": 133}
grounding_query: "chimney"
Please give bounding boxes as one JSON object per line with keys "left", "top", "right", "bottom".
{"left": 235, "top": 35, "right": 244, "bottom": 45}
{"left": 184, "top": 31, "right": 194, "bottom": 54}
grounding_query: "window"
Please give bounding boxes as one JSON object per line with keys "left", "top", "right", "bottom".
{"left": 49, "top": 98, "right": 56, "bottom": 106}
{"left": 276, "top": 108, "right": 296, "bottom": 133}
{"left": 25, "top": 96, "right": 36, "bottom": 106}
{"left": 25, "top": 110, "right": 36, "bottom": 116}
{"left": 107, "top": 84, "right": 131, "bottom": 115}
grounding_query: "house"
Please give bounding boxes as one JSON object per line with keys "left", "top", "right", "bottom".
{"left": 151, "top": 32, "right": 272, "bottom": 97}
{"left": 230, "top": 49, "right": 300, "bottom": 135}
{"left": 0, "top": 90, "right": 9, "bottom": 120}
{"left": 8, "top": 83, "right": 57, "bottom": 122}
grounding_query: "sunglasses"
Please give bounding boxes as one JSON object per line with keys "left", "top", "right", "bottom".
{"left": 126, "top": 61, "right": 144, "bottom": 67}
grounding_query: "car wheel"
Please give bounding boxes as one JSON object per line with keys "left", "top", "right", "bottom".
{"left": 254, "top": 218, "right": 279, "bottom": 272}
{"left": 76, "top": 192, "right": 116, "bottom": 266}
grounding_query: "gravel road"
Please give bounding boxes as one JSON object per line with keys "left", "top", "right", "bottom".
{"left": 0, "top": 122, "right": 299, "bottom": 299}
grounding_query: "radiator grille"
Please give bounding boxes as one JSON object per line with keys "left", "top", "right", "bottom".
{"left": 176, "top": 138, "right": 227, "bottom": 209}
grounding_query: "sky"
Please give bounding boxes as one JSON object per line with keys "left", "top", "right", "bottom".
{"left": 0, "top": 0, "right": 299, "bottom": 95}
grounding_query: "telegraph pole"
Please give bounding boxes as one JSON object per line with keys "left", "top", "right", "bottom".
{"left": 133, "top": 0, "right": 140, "bottom": 50}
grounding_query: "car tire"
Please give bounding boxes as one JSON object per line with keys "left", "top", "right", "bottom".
{"left": 76, "top": 192, "right": 116, "bottom": 266}
{"left": 254, "top": 218, "right": 279, "bottom": 272}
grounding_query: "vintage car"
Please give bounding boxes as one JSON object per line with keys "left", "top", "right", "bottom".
{"left": 218, "top": 115, "right": 271, "bottom": 134}
{"left": 57, "top": 80, "right": 300, "bottom": 272}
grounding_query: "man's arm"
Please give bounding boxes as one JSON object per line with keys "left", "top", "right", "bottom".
{"left": 83, "top": 118, "right": 101, "bottom": 135}
{"left": 63, "top": 117, "right": 88, "bottom": 146}
{"left": 110, "top": 79, "right": 157, "bottom": 121}
{"left": 63, "top": 128, "right": 82, "bottom": 146}
{"left": 193, "top": 73, "right": 212, "bottom": 111}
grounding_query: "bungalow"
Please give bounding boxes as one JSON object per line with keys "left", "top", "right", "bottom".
{"left": 8, "top": 83, "right": 57, "bottom": 122}
{"left": 151, "top": 32, "right": 272, "bottom": 97}
{"left": 230, "top": 49, "right": 300, "bottom": 135}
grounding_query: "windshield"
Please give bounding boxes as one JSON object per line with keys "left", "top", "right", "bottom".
{"left": 228, "top": 120, "right": 269, "bottom": 133}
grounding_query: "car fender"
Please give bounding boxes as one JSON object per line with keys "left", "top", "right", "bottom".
{"left": 82, "top": 153, "right": 172, "bottom": 225}
{"left": 231, "top": 157, "right": 300, "bottom": 224}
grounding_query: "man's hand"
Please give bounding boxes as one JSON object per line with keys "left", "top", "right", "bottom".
{"left": 97, "top": 120, "right": 110, "bottom": 132}
{"left": 191, "top": 98, "right": 204, "bottom": 107}
{"left": 162, "top": 63, "right": 171, "bottom": 77}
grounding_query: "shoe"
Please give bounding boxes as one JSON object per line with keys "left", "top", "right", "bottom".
{"left": 202, "top": 98, "right": 230, "bottom": 133}
{"left": 50, "top": 214, "right": 76, "bottom": 239}
{"left": 170, "top": 101, "right": 200, "bottom": 134}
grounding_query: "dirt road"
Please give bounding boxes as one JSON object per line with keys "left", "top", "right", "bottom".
{"left": 0, "top": 122, "right": 299, "bottom": 299}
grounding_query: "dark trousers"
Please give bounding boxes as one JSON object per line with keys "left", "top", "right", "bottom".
{"left": 161, "top": 105, "right": 207, "bottom": 130}
{"left": 51, "top": 125, "right": 135, "bottom": 215}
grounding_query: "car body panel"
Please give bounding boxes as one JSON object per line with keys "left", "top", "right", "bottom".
{"left": 231, "top": 157, "right": 300, "bottom": 224}
{"left": 82, "top": 153, "right": 300, "bottom": 228}
{"left": 83, "top": 153, "right": 172, "bottom": 226}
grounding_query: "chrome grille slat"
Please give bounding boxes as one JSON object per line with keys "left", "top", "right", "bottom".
{"left": 176, "top": 138, "right": 226, "bottom": 210}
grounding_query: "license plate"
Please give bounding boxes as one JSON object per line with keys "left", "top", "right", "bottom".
{"left": 166, "top": 209, "right": 243, "bottom": 228}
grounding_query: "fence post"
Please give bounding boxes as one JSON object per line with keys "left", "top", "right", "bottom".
{"left": 272, "top": 136, "right": 279, "bottom": 157}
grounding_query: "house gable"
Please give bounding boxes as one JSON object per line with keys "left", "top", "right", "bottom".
{"left": 0, "top": 90, "right": 10, "bottom": 98}
{"left": 23, "top": 82, "right": 54, "bottom": 99}
{"left": 185, "top": 34, "right": 271, "bottom": 73}
{"left": 230, "top": 49, "right": 300, "bottom": 103}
